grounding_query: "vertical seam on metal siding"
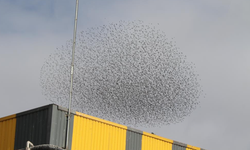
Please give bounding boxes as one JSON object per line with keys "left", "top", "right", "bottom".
{"left": 47, "top": 104, "right": 53, "bottom": 144}
{"left": 49, "top": 105, "right": 56, "bottom": 146}
{"left": 12, "top": 118, "right": 16, "bottom": 150}
{"left": 68, "top": 113, "right": 74, "bottom": 150}
{"left": 70, "top": 115, "right": 78, "bottom": 150}
{"left": 14, "top": 115, "right": 20, "bottom": 149}
{"left": 125, "top": 130, "right": 128, "bottom": 150}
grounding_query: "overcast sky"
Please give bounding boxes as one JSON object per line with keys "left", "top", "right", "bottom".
{"left": 0, "top": 0, "right": 250, "bottom": 149}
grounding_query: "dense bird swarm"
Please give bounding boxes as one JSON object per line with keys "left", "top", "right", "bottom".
{"left": 40, "top": 21, "right": 202, "bottom": 127}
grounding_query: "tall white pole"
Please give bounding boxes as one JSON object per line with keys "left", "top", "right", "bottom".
{"left": 66, "top": 0, "right": 79, "bottom": 149}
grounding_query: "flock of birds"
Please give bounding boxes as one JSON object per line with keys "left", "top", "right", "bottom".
{"left": 40, "top": 20, "right": 202, "bottom": 127}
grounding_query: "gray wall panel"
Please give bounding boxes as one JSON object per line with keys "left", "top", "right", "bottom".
{"left": 14, "top": 105, "right": 53, "bottom": 150}
{"left": 126, "top": 127, "right": 143, "bottom": 150}
{"left": 172, "top": 141, "right": 187, "bottom": 150}
{"left": 50, "top": 105, "right": 74, "bottom": 150}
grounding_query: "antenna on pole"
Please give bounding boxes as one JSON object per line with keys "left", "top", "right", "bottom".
{"left": 66, "top": 0, "right": 79, "bottom": 149}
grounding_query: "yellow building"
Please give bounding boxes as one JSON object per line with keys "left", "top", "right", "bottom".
{"left": 0, "top": 104, "right": 206, "bottom": 150}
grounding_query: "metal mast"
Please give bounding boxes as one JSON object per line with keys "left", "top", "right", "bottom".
{"left": 66, "top": 0, "right": 79, "bottom": 149}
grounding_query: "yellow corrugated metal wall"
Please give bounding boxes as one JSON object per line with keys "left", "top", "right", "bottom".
{"left": 186, "top": 145, "right": 201, "bottom": 150}
{"left": 71, "top": 112, "right": 127, "bottom": 150}
{"left": 0, "top": 115, "right": 16, "bottom": 150}
{"left": 141, "top": 132, "right": 173, "bottom": 150}
{"left": 0, "top": 105, "right": 205, "bottom": 150}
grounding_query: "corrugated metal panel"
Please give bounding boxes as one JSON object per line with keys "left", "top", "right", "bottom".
{"left": 125, "top": 127, "right": 142, "bottom": 150}
{"left": 173, "top": 141, "right": 187, "bottom": 150}
{"left": 186, "top": 145, "right": 201, "bottom": 150}
{"left": 141, "top": 132, "right": 173, "bottom": 150}
{"left": 50, "top": 105, "right": 74, "bottom": 149}
{"left": 0, "top": 104, "right": 205, "bottom": 150}
{"left": 0, "top": 114, "right": 16, "bottom": 150}
{"left": 71, "top": 112, "right": 127, "bottom": 150}
{"left": 14, "top": 105, "right": 53, "bottom": 149}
